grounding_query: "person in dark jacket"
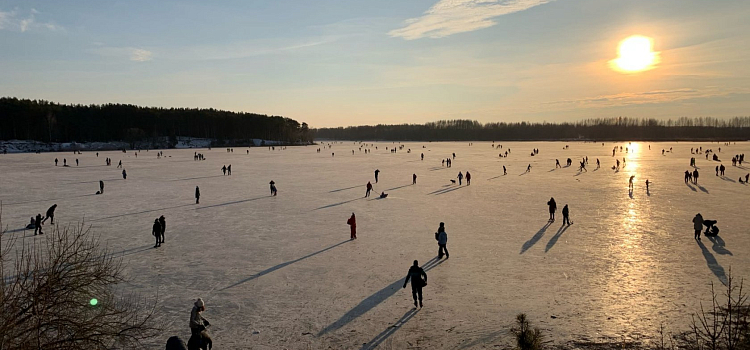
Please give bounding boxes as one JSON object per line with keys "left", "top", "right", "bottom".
{"left": 99, "top": 180, "right": 104, "bottom": 194}
{"left": 436, "top": 222, "right": 449, "bottom": 259}
{"left": 195, "top": 186, "right": 200, "bottom": 204}
{"left": 365, "top": 182, "right": 373, "bottom": 197}
{"left": 269, "top": 181, "right": 277, "bottom": 196}
{"left": 374, "top": 169, "right": 380, "bottom": 183}
{"left": 693, "top": 213, "right": 704, "bottom": 240}
{"left": 43, "top": 204, "right": 57, "bottom": 224}
{"left": 547, "top": 198, "right": 557, "bottom": 222}
{"left": 159, "top": 215, "right": 166, "bottom": 244}
{"left": 413, "top": 173, "right": 417, "bottom": 184}
{"left": 562, "top": 204, "right": 570, "bottom": 225}
{"left": 347, "top": 213, "right": 357, "bottom": 240}
{"left": 152, "top": 219, "right": 161, "bottom": 248}
{"left": 34, "top": 213, "right": 44, "bottom": 235}
{"left": 403, "top": 260, "right": 427, "bottom": 308}
{"left": 122, "top": 169, "right": 127, "bottom": 179}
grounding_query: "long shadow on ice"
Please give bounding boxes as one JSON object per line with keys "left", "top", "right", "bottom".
{"left": 3, "top": 193, "right": 98, "bottom": 206}
{"left": 220, "top": 240, "right": 350, "bottom": 291}
{"left": 384, "top": 184, "right": 412, "bottom": 191}
{"left": 428, "top": 186, "right": 465, "bottom": 195}
{"left": 697, "top": 239, "right": 727, "bottom": 285}
{"left": 360, "top": 309, "right": 419, "bottom": 350}
{"left": 329, "top": 185, "right": 361, "bottom": 193}
{"left": 318, "top": 257, "right": 444, "bottom": 336}
{"left": 169, "top": 175, "right": 224, "bottom": 182}
{"left": 696, "top": 184, "right": 709, "bottom": 193}
{"left": 520, "top": 222, "right": 552, "bottom": 254}
{"left": 196, "top": 196, "right": 269, "bottom": 210}
{"left": 685, "top": 182, "right": 697, "bottom": 192}
{"left": 707, "top": 235, "right": 732, "bottom": 256}
{"left": 720, "top": 176, "right": 736, "bottom": 183}
{"left": 545, "top": 224, "right": 571, "bottom": 252}
{"left": 313, "top": 197, "right": 363, "bottom": 210}
{"left": 91, "top": 203, "right": 195, "bottom": 221}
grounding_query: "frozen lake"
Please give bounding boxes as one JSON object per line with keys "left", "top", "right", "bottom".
{"left": 2, "top": 141, "right": 749, "bottom": 349}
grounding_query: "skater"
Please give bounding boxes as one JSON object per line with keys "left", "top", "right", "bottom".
{"left": 99, "top": 180, "right": 104, "bottom": 194}
{"left": 189, "top": 298, "right": 212, "bottom": 350}
{"left": 402, "top": 260, "right": 427, "bottom": 308}
{"left": 457, "top": 172, "right": 463, "bottom": 185}
{"left": 227, "top": 165, "right": 232, "bottom": 175}
{"left": 374, "top": 169, "right": 380, "bottom": 183}
{"left": 413, "top": 173, "right": 417, "bottom": 185}
{"left": 503, "top": 166, "right": 507, "bottom": 175}
{"left": 547, "top": 197, "right": 557, "bottom": 221}
{"left": 43, "top": 204, "right": 57, "bottom": 224}
{"left": 465, "top": 171, "right": 471, "bottom": 185}
{"left": 195, "top": 186, "right": 200, "bottom": 204}
{"left": 122, "top": 169, "right": 127, "bottom": 179}
{"left": 152, "top": 219, "right": 161, "bottom": 248}
{"left": 347, "top": 213, "right": 357, "bottom": 240}
{"left": 159, "top": 215, "right": 166, "bottom": 244}
{"left": 693, "top": 213, "right": 704, "bottom": 240}
{"left": 269, "top": 181, "right": 277, "bottom": 196}
{"left": 221, "top": 165, "right": 227, "bottom": 175}
{"left": 365, "top": 181, "right": 373, "bottom": 197}
{"left": 436, "top": 222, "right": 449, "bottom": 259}
{"left": 34, "top": 213, "right": 44, "bottom": 235}
{"left": 562, "top": 204, "right": 570, "bottom": 225}
{"left": 629, "top": 175, "right": 635, "bottom": 190}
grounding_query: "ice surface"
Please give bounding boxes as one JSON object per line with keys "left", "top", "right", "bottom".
{"left": 1, "top": 142, "right": 749, "bottom": 349}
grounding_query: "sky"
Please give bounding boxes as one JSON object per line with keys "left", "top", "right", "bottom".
{"left": 1, "top": 0, "right": 749, "bottom": 128}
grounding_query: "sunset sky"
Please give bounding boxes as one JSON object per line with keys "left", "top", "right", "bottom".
{"left": 1, "top": 0, "right": 749, "bottom": 127}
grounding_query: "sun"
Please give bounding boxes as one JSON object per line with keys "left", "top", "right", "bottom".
{"left": 610, "top": 35, "right": 660, "bottom": 73}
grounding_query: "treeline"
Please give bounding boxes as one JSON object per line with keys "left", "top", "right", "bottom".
{"left": 314, "top": 117, "right": 750, "bottom": 141}
{"left": 0, "top": 97, "right": 312, "bottom": 145}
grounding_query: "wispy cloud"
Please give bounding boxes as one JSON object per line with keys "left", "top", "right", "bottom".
{"left": 166, "top": 36, "right": 341, "bottom": 61}
{"left": 543, "top": 87, "right": 744, "bottom": 107}
{"left": 88, "top": 47, "right": 154, "bottom": 62}
{"left": 0, "top": 8, "right": 63, "bottom": 32}
{"left": 389, "top": 0, "right": 555, "bottom": 40}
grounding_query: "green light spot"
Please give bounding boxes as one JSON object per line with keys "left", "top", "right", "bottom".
{"left": 90, "top": 298, "right": 98, "bottom": 306}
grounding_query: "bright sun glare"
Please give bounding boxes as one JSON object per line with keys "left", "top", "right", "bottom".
{"left": 610, "top": 35, "right": 660, "bottom": 73}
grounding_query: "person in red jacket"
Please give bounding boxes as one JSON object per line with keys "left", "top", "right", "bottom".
{"left": 347, "top": 213, "right": 357, "bottom": 240}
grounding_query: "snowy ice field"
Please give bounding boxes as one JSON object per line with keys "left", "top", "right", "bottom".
{"left": 1, "top": 141, "right": 749, "bottom": 349}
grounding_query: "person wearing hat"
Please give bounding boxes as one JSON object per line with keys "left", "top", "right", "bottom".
{"left": 189, "top": 298, "right": 212, "bottom": 350}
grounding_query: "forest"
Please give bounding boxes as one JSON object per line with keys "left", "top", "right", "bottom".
{"left": 313, "top": 117, "right": 750, "bottom": 141}
{"left": 0, "top": 97, "right": 312, "bottom": 145}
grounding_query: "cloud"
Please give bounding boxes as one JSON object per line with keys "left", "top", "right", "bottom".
{"left": 166, "top": 36, "right": 340, "bottom": 61}
{"left": 88, "top": 47, "right": 154, "bottom": 62}
{"left": 0, "top": 8, "right": 63, "bottom": 32}
{"left": 389, "top": 0, "right": 554, "bottom": 40}
{"left": 542, "top": 88, "right": 744, "bottom": 107}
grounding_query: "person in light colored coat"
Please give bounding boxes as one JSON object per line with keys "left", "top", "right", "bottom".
{"left": 436, "top": 222, "right": 449, "bottom": 259}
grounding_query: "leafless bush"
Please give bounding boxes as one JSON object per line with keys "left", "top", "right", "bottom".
{"left": 512, "top": 313, "right": 544, "bottom": 350}
{"left": 0, "top": 207, "right": 160, "bottom": 349}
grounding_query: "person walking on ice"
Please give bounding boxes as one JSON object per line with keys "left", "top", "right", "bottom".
{"left": 436, "top": 222, "right": 449, "bottom": 259}
{"left": 269, "top": 181, "right": 277, "bottom": 196}
{"left": 547, "top": 197, "right": 557, "bottom": 222}
{"left": 457, "top": 172, "right": 463, "bottom": 185}
{"left": 645, "top": 179, "right": 651, "bottom": 192}
{"left": 466, "top": 171, "right": 471, "bottom": 185}
{"left": 34, "top": 213, "right": 44, "bottom": 235}
{"left": 43, "top": 204, "right": 57, "bottom": 224}
{"left": 158, "top": 215, "right": 166, "bottom": 245}
{"left": 374, "top": 169, "right": 380, "bottom": 183}
{"left": 562, "top": 204, "right": 571, "bottom": 225}
{"left": 693, "top": 213, "right": 704, "bottom": 240}
{"left": 503, "top": 166, "right": 507, "bottom": 175}
{"left": 402, "top": 260, "right": 427, "bottom": 309}
{"left": 122, "top": 169, "right": 127, "bottom": 179}
{"left": 365, "top": 181, "right": 373, "bottom": 197}
{"left": 526, "top": 164, "right": 532, "bottom": 173}
{"left": 152, "top": 219, "right": 161, "bottom": 248}
{"left": 347, "top": 213, "right": 357, "bottom": 240}
{"left": 413, "top": 174, "right": 417, "bottom": 184}
{"left": 629, "top": 175, "right": 635, "bottom": 190}
{"left": 99, "top": 180, "right": 104, "bottom": 194}
{"left": 117, "top": 160, "right": 122, "bottom": 168}
{"left": 189, "top": 298, "right": 213, "bottom": 350}
{"left": 195, "top": 186, "right": 200, "bottom": 204}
